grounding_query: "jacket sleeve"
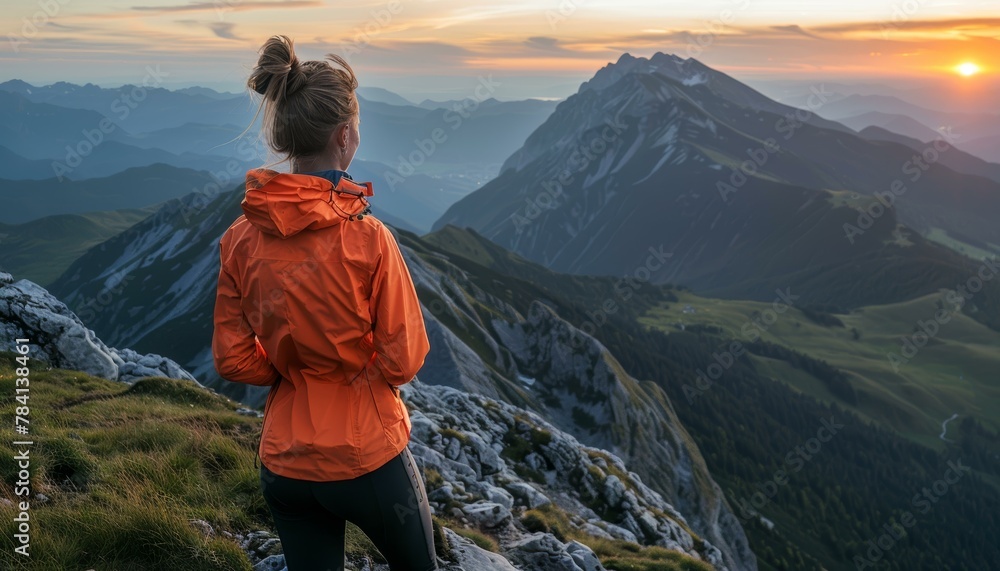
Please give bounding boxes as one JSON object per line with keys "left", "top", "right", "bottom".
{"left": 367, "top": 224, "right": 430, "bottom": 386}
{"left": 212, "top": 246, "right": 280, "bottom": 387}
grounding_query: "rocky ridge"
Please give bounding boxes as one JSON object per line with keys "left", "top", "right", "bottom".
{"left": 0, "top": 271, "right": 198, "bottom": 385}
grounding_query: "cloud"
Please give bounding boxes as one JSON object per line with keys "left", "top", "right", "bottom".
{"left": 209, "top": 22, "right": 240, "bottom": 40}
{"left": 525, "top": 36, "right": 560, "bottom": 50}
{"left": 131, "top": 0, "right": 321, "bottom": 14}
{"left": 770, "top": 25, "right": 824, "bottom": 40}
{"left": 814, "top": 17, "right": 1000, "bottom": 34}
{"left": 173, "top": 18, "right": 240, "bottom": 39}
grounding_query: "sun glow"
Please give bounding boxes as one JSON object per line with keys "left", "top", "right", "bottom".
{"left": 956, "top": 62, "right": 981, "bottom": 76}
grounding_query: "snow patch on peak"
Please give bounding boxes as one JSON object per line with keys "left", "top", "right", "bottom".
{"left": 682, "top": 72, "right": 708, "bottom": 86}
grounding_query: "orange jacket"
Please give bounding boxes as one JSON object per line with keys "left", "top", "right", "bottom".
{"left": 212, "top": 168, "right": 429, "bottom": 481}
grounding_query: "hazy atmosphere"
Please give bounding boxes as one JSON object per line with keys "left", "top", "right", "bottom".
{"left": 1, "top": 1, "right": 998, "bottom": 571}
{"left": 6, "top": 0, "right": 1000, "bottom": 102}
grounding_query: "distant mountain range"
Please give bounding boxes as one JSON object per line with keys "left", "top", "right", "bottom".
{"left": 0, "top": 79, "right": 557, "bottom": 186}
{"left": 780, "top": 91, "right": 1000, "bottom": 163}
{"left": 436, "top": 52, "right": 1000, "bottom": 327}
{"left": 0, "top": 164, "right": 217, "bottom": 223}
{"left": 0, "top": 80, "right": 559, "bottom": 231}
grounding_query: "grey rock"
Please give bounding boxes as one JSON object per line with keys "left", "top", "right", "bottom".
{"left": 0, "top": 278, "right": 200, "bottom": 386}
{"left": 429, "top": 482, "right": 456, "bottom": 504}
{"left": 504, "top": 481, "right": 551, "bottom": 509}
{"left": 253, "top": 554, "right": 286, "bottom": 571}
{"left": 484, "top": 485, "right": 515, "bottom": 510}
{"left": 236, "top": 407, "right": 263, "bottom": 417}
{"left": 1, "top": 279, "right": 118, "bottom": 380}
{"left": 508, "top": 532, "right": 585, "bottom": 571}
{"left": 462, "top": 502, "right": 512, "bottom": 529}
{"left": 579, "top": 522, "right": 614, "bottom": 540}
{"left": 603, "top": 475, "right": 626, "bottom": 507}
{"left": 440, "top": 528, "right": 518, "bottom": 570}
{"left": 566, "top": 540, "right": 606, "bottom": 571}
{"left": 603, "top": 523, "right": 638, "bottom": 543}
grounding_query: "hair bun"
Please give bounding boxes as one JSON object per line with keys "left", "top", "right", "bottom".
{"left": 248, "top": 35, "right": 304, "bottom": 101}
{"left": 251, "top": 75, "right": 272, "bottom": 95}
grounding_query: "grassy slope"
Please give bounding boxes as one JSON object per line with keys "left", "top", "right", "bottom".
{"left": 923, "top": 227, "right": 1000, "bottom": 262}
{"left": 0, "top": 208, "right": 154, "bottom": 286}
{"left": 639, "top": 290, "right": 1000, "bottom": 449}
{"left": 0, "top": 353, "right": 713, "bottom": 571}
{"left": 0, "top": 353, "right": 384, "bottom": 570}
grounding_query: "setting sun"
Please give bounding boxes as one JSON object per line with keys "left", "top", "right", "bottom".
{"left": 956, "top": 62, "right": 981, "bottom": 76}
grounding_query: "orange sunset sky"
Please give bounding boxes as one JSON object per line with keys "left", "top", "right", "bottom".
{"left": 2, "top": 0, "right": 998, "bottom": 101}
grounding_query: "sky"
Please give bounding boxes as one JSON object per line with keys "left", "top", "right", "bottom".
{"left": 2, "top": 0, "right": 999, "bottom": 101}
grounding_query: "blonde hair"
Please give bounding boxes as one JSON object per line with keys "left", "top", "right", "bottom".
{"left": 248, "top": 35, "right": 359, "bottom": 160}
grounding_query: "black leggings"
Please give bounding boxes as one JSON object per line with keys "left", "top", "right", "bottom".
{"left": 259, "top": 447, "right": 437, "bottom": 571}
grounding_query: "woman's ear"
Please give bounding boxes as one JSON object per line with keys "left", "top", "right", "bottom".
{"left": 339, "top": 123, "right": 349, "bottom": 149}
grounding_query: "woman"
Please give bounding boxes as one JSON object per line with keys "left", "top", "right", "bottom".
{"left": 212, "top": 35, "right": 437, "bottom": 571}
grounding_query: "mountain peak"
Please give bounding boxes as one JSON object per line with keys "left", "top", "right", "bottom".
{"left": 580, "top": 52, "right": 707, "bottom": 94}
{"left": 0, "top": 79, "right": 34, "bottom": 94}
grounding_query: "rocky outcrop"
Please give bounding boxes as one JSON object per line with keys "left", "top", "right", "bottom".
{"left": 0, "top": 272, "right": 199, "bottom": 385}
{"left": 493, "top": 300, "right": 756, "bottom": 570}
{"left": 404, "top": 380, "right": 727, "bottom": 569}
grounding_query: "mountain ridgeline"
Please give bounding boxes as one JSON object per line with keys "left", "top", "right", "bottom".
{"left": 434, "top": 53, "right": 1000, "bottom": 331}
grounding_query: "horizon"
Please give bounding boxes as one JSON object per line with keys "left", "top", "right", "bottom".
{"left": 3, "top": 0, "right": 999, "bottom": 104}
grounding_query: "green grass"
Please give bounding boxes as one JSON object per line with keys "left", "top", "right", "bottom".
{"left": 0, "top": 353, "right": 384, "bottom": 570}
{"left": 640, "top": 290, "right": 1000, "bottom": 449}
{"left": 0, "top": 208, "right": 154, "bottom": 286}
{"left": 452, "top": 527, "right": 499, "bottom": 552}
{"left": 924, "top": 227, "right": 1000, "bottom": 261}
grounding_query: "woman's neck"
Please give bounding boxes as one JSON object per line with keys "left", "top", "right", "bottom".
{"left": 292, "top": 155, "right": 349, "bottom": 174}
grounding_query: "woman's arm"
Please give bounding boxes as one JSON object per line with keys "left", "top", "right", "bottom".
{"left": 367, "top": 224, "right": 430, "bottom": 386}
{"left": 212, "top": 252, "right": 281, "bottom": 386}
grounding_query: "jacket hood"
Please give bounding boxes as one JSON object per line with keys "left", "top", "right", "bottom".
{"left": 242, "top": 168, "right": 374, "bottom": 238}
